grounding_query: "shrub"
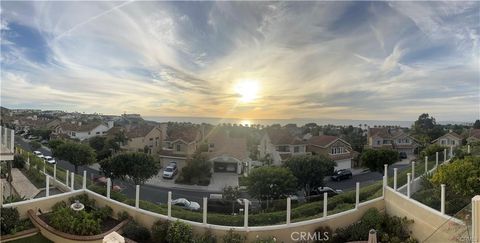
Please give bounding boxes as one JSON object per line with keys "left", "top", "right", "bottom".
{"left": 222, "top": 229, "right": 246, "bottom": 243}
{"left": 117, "top": 211, "right": 131, "bottom": 221}
{"left": 195, "top": 230, "right": 217, "bottom": 243}
{"left": 3, "top": 195, "right": 26, "bottom": 204}
{"left": 151, "top": 220, "right": 170, "bottom": 243}
{"left": 313, "top": 226, "right": 333, "bottom": 242}
{"left": 253, "top": 236, "right": 278, "bottom": 243}
{"left": 1, "top": 207, "right": 20, "bottom": 235}
{"left": 166, "top": 220, "right": 194, "bottom": 243}
{"left": 49, "top": 207, "right": 101, "bottom": 236}
{"left": 333, "top": 208, "right": 416, "bottom": 243}
{"left": 122, "top": 221, "right": 151, "bottom": 242}
{"left": 93, "top": 206, "right": 113, "bottom": 221}
{"left": 12, "top": 155, "right": 25, "bottom": 169}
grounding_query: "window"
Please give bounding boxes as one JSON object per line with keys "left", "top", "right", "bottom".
{"left": 406, "top": 139, "right": 410, "bottom": 143}
{"left": 397, "top": 139, "right": 401, "bottom": 144}
{"left": 331, "top": 147, "right": 345, "bottom": 154}
{"left": 209, "top": 143, "right": 214, "bottom": 148}
{"left": 376, "top": 140, "right": 381, "bottom": 145}
{"left": 441, "top": 140, "right": 446, "bottom": 145}
{"left": 88, "top": 132, "right": 91, "bottom": 135}
{"left": 96, "top": 132, "right": 100, "bottom": 134}
{"left": 294, "top": 146, "right": 299, "bottom": 153}
{"left": 149, "top": 138, "right": 153, "bottom": 141}
{"left": 451, "top": 140, "right": 455, "bottom": 145}
{"left": 176, "top": 144, "right": 181, "bottom": 152}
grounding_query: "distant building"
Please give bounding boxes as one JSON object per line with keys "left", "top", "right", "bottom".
{"left": 204, "top": 129, "right": 250, "bottom": 174}
{"left": 367, "top": 127, "right": 419, "bottom": 155}
{"left": 53, "top": 121, "right": 114, "bottom": 141}
{"left": 258, "top": 128, "right": 308, "bottom": 166}
{"left": 432, "top": 131, "right": 462, "bottom": 148}
{"left": 306, "top": 135, "right": 356, "bottom": 171}
{"left": 467, "top": 129, "right": 480, "bottom": 144}
{"left": 159, "top": 126, "right": 201, "bottom": 169}
{"left": 120, "top": 124, "right": 165, "bottom": 154}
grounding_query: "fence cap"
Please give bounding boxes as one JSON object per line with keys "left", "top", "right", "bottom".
{"left": 473, "top": 195, "right": 480, "bottom": 202}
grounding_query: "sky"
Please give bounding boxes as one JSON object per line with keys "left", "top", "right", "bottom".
{"left": 1, "top": 1, "right": 479, "bottom": 121}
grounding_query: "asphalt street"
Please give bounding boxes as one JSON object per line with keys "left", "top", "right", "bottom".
{"left": 15, "top": 135, "right": 411, "bottom": 204}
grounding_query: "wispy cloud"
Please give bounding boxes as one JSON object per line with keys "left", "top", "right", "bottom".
{"left": 1, "top": 1, "right": 478, "bottom": 121}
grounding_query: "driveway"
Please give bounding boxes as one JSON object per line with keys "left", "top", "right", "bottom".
{"left": 146, "top": 172, "right": 238, "bottom": 192}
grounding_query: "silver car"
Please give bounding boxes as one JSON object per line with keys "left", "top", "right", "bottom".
{"left": 171, "top": 198, "right": 200, "bottom": 211}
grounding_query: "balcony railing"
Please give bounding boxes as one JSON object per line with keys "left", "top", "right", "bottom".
{"left": 0, "top": 126, "right": 14, "bottom": 161}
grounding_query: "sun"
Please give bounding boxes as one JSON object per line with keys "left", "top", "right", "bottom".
{"left": 234, "top": 79, "right": 260, "bottom": 103}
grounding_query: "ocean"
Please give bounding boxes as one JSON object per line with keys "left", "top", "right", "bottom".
{"left": 144, "top": 116, "right": 415, "bottom": 128}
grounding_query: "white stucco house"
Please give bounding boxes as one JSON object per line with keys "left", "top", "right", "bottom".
{"left": 53, "top": 121, "right": 114, "bottom": 141}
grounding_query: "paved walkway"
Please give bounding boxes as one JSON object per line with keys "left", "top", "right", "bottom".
{"left": 11, "top": 168, "right": 40, "bottom": 199}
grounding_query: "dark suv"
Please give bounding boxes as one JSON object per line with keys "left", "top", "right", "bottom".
{"left": 331, "top": 169, "right": 353, "bottom": 181}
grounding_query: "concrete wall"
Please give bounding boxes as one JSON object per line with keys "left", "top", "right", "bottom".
{"left": 384, "top": 187, "right": 465, "bottom": 242}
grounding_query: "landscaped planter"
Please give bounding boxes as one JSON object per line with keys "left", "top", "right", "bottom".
{"left": 28, "top": 209, "right": 129, "bottom": 243}
{"left": 0, "top": 228, "right": 39, "bottom": 242}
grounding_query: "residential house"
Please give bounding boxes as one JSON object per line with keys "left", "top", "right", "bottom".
{"left": 203, "top": 129, "right": 250, "bottom": 174}
{"left": 367, "top": 127, "right": 419, "bottom": 156}
{"left": 258, "top": 128, "right": 308, "bottom": 166}
{"left": 432, "top": 131, "right": 463, "bottom": 148}
{"left": 467, "top": 129, "right": 480, "bottom": 144}
{"left": 159, "top": 126, "right": 201, "bottom": 169}
{"left": 53, "top": 121, "right": 114, "bottom": 141}
{"left": 121, "top": 124, "right": 164, "bottom": 154}
{"left": 306, "top": 135, "right": 355, "bottom": 171}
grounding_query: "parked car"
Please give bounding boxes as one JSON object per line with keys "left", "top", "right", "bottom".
{"left": 399, "top": 152, "right": 408, "bottom": 159}
{"left": 33, "top": 151, "right": 44, "bottom": 159}
{"left": 171, "top": 198, "right": 200, "bottom": 211}
{"left": 162, "top": 165, "right": 178, "bottom": 179}
{"left": 309, "top": 186, "right": 343, "bottom": 198}
{"left": 331, "top": 169, "right": 353, "bottom": 181}
{"left": 44, "top": 156, "right": 56, "bottom": 164}
{"left": 168, "top": 162, "right": 177, "bottom": 170}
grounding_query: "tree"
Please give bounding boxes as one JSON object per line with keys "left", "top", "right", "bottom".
{"left": 360, "top": 149, "right": 399, "bottom": 173}
{"left": 474, "top": 120, "right": 480, "bottom": 129}
{"left": 246, "top": 166, "right": 297, "bottom": 201}
{"left": 54, "top": 142, "right": 96, "bottom": 174}
{"left": 420, "top": 144, "right": 447, "bottom": 159}
{"left": 100, "top": 153, "right": 159, "bottom": 185}
{"left": 48, "top": 139, "right": 65, "bottom": 150}
{"left": 284, "top": 155, "right": 336, "bottom": 196}
{"left": 431, "top": 156, "right": 480, "bottom": 197}
{"left": 89, "top": 136, "right": 106, "bottom": 152}
{"left": 411, "top": 113, "right": 445, "bottom": 145}
{"left": 223, "top": 186, "right": 241, "bottom": 214}
{"left": 30, "top": 129, "right": 52, "bottom": 140}
{"left": 176, "top": 153, "right": 212, "bottom": 185}
{"left": 29, "top": 140, "right": 41, "bottom": 150}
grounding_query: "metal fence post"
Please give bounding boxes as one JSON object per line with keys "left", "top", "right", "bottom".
{"left": 66, "top": 169, "right": 69, "bottom": 187}
{"left": 393, "top": 168, "right": 398, "bottom": 190}
{"left": 46, "top": 175, "right": 50, "bottom": 197}
{"left": 244, "top": 198, "right": 249, "bottom": 228}
{"left": 411, "top": 161, "right": 415, "bottom": 180}
{"left": 407, "top": 173, "right": 411, "bottom": 198}
{"left": 107, "top": 178, "right": 111, "bottom": 199}
{"left": 472, "top": 195, "right": 480, "bottom": 243}
{"left": 435, "top": 152, "right": 439, "bottom": 168}
{"left": 168, "top": 191, "right": 172, "bottom": 218}
{"left": 135, "top": 185, "right": 140, "bottom": 209}
{"left": 323, "top": 192, "right": 328, "bottom": 218}
{"left": 444, "top": 149, "right": 447, "bottom": 162}
{"left": 82, "top": 170, "right": 87, "bottom": 189}
{"left": 425, "top": 156, "right": 428, "bottom": 175}
{"left": 70, "top": 172, "right": 74, "bottom": 190}
{"left": 468, "top": 144, "right": 471, "bottom": 154}
{"left": 203, "top": 197, "right": 207, "bottom": 224}
{"left": 356, "top": 182, "right": 360, "bottom": 208}
{"left": 286, "top": 197, "right": 291, "bottom": 225}
{"left": 441, "top": 184, "right": 445, "bottom": 214}
{"left": 53, "top": 164, "right": 57, "bottom": 182}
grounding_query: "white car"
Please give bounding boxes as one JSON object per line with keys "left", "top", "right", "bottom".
{"left": 162, "top": 165, "right": 178, "bottom": 179}
{"left": 171, "top": 198, "right": 200, "bottom": 211}
{"left": 44, "top": 156, "right": 56, "bottom": 164}
{"left": 33, "top": 151, "right": 44, "bottom": 159}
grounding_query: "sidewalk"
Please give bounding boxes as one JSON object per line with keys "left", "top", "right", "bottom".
{"left": 11, "top": 168, "right": 40, "bottom": 199}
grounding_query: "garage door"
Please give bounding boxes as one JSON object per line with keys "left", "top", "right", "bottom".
{"left": 214, "top": 162, "right": 237, "bottom": 173}
{"left": 334, "top": 159, "right": 352, "bottom": 171}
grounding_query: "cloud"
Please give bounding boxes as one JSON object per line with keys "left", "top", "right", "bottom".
{"left": 0, "top": 1, "right": 479, "bottom": 121}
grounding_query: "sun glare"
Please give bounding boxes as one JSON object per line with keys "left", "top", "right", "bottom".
{"left": 234, "top": 79, "right": 260, "bottom": 103}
